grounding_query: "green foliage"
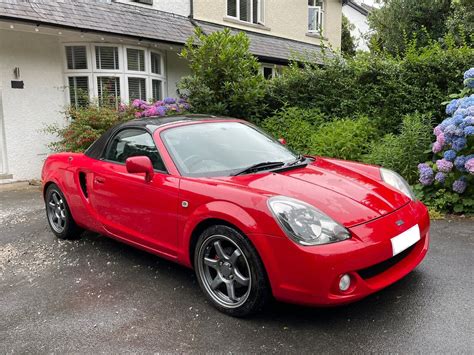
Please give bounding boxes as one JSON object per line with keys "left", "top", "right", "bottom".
{"left": 309, "top": 117, "right": 377, "bottom": 161}
{"left": 341, "top": 15, "right": 356, "bottom": 57}
{"left": 363, "top": 113, "right": 433, "bottom": 184}
{"left": 265, "top": 42, "right": 474, "bottom": 133}
{"left": 413, "top": 184, "right": 474, "bottom": 214}
{"left": 367, "top": 0, "right": 452, "bottom": 55}
{"left": 178, "top": 28, "right": 266, "bottom": 119}
{"left": 45, "top": 104, "right": 135, "bottom": 153}
{"left": 261, "top": 107, "right": 325, "bottom": 153}
{"left": 445, "top": 0, "right": 474, "bottom": 47}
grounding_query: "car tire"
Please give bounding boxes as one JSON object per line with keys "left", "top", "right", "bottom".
{"left": 45, "top": 184, "right": 83, "bottom": 240}
{"left": 194, "top": 225, "right": 270, "bottom": 317}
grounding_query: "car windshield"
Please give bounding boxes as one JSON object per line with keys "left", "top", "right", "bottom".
{"left": 161, "top": 122, "right": 298, "bottom": 177}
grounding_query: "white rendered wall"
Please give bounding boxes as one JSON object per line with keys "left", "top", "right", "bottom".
{"left": 0, "top": 29, "right": 66, "bottom": 180}
{"left": 342, "top": 5, "right": 370, "bottom": 51}
{"left": 0, "top": 28, "right": 191, "bottom": 180}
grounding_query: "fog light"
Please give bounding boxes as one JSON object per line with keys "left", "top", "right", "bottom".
{"left": 339, "top": 274, "right": 351, "bottom": 291}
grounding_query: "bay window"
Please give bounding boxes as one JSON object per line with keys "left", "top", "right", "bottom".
{"left": 64, "top": 43, "right": 166, "bottom": 108}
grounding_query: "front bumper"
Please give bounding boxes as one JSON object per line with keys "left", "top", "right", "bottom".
{"left": 249, "top": 200, "right": 430, "bottom": 306}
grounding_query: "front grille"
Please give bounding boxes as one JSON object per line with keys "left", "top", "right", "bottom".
{"left": 358, "top": 244, "right": 416, "bottom": 280}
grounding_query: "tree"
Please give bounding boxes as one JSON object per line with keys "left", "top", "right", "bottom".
{"left": 178, "top": 28, "right": 266, "bottom": 119}
{"left": 368, "top": 0, "right": 452, "bottom": 55}
{"left": 445, "top": 0, "right": 474, "bottom": 46}
{"left": 341, "top": 15, "right": 356, "bottom": 57}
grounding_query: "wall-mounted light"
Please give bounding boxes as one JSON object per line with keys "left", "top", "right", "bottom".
{"left": 100, "top": 37, "right": 105, "bottom": 41}
{"left": 34, "top": 24, "right": 40, "bottom": 32}
{"left": 10, "top": 24, "right": 14, "bottom": 29}
{"left": 58, "top": 31, "right": 62, "bottom": 35}
{"left": 13, "top": 67, "right": 21, "bottom": 79}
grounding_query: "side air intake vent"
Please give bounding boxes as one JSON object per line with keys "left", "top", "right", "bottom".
{"left": 79, "top": 172, "right": 88, "bottom": 198}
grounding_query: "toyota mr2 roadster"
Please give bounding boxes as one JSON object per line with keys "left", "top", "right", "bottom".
{"left": 42, "top": 115, "right": 429, "bottom": 316}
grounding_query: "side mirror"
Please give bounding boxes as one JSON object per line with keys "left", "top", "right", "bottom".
{"left": 278, "top": 138, "right": 287, "bottom": 145}
{"left": 126, "top": 156, "right": 154, "bottom": 182}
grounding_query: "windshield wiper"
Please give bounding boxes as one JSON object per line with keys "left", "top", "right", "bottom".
{"left": 286, "top": 155, "right": 307, "bottom": 167}
{"left": 232, "top": 161, "right": 285, "bottom": 176}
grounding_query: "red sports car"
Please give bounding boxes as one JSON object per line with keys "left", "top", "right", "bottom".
{"left": 42, "top": 115, "right": 429, "bottom": 316}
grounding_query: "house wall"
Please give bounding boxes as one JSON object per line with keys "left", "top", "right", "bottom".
{"left": 0, "top": 29, "right": 65, "bottom": 181}
{"left": 342, "top": 5, "right": 369, "bottom": 51}
{"left": 114, "top": 0, "right": 191, "bottom": 16}
{"left": 193, "top": 0, "right": 342, "bottom": 49}
{"left": 0, "top": 25, "right": 190, "bottom": 180}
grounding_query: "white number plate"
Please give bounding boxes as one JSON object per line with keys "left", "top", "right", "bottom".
{"left": 391, "top": 224, "right": 421, "bottom": 256}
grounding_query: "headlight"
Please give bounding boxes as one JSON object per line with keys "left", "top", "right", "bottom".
{"left": 380, "top": 168, "right": 416, "bottom": 200}
{"left": 267, "top": 196, "right": 350, "bottom": 246}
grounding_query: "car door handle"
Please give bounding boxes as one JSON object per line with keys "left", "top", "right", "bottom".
{"left": 94, "top": 177, "right": 105, "bottom": 184}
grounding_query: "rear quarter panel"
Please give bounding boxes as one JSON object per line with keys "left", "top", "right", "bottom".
{"left": 42, "top": 153, "right": 102, "bottom": 233}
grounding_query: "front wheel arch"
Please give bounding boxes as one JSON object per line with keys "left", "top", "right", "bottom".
{"left": 189, "top": 218, "right": 272, "bottom": 291}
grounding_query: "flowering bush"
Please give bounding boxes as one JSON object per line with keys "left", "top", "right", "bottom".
{"left": 416, "top": 68, "right": 474, "bottom": 213}
{"left": 122, "top": 98, "right": 190, "bottom": 118}
{"left": 46, "top": 97, "right": 189, "bottom": 152}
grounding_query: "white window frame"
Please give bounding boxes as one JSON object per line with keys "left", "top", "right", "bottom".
{"left": 63, "top": 44, "right": 92, "bottom": 73}
{"left": 125, "top": 74, "right": 148, "bottom": 103}
{"left": 94, "top": 74, "right": 123, "bottom": 107}
{"left": 125, "top": 46, "right": 147, "bottom": 73}
{"left": 93, "top": 44, "right": 122, "bottom": 72}
{"left": 226, "top": 0, "right": 265, "bottom": 25}
{"left": 63, "top": 43, "right": 167, "bottom": 106}
{"left": 308, "top": 0, "right": 324, "bottom": 33}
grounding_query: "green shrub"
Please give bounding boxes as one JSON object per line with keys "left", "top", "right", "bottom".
{"left": 413, "top": 185, "right": 474, "bottom": 214}
{"left": 261, "top": 107, "right": 325, "bottom": 153}
{"left": 363, "top": 113, "right": 433, "bottom": 184}
{"left": 265, "top": 41, "right": 474, "bottom": 133}
{"left": 309, "top": 116, "right": 377, "bottom": 161}
{"left": 178, "top": 28, "right": 266, "bottom": 119}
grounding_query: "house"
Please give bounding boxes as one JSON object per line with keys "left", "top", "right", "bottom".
{"left": 0, "top": 0, "right": 343, "bottom": 181}
{"left": 342, "top": 0, "right": 374, "bottom": 51}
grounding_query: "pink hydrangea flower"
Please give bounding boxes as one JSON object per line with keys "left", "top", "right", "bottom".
{"left": 432, "top": 141, "right": 443, "bottom": 153}
{"left": 436, "top": 132, "right": 445, "bottom": 146}
{"left": 466, "top": 159, "right": 474, "bottom": 175}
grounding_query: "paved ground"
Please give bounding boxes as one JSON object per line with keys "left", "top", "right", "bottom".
{"left": 0, "top": 187, "right": 473, "bottom": 353}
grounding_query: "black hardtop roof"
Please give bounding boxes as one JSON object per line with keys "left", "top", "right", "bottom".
{"left": 84, "top": 114, "right": 233, "bottom": 160}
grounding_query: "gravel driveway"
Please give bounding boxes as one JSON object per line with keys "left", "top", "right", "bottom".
{"left": 0, "top": 186, "right": 473, "bottom": 353}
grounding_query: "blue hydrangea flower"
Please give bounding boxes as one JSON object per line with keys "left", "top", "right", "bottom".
{"left": 452, "top": 137, "right": 467, "bottom": 151}
{"left": 443, "top": 150, "right": 457, "bottom": 161}
{"left": 454, "top": 156, "right": 467, "bottom": 172}
{"left": 418, "top": 163, "right": 434, "bottom": 186}
{"left": 163, "top": 97, "right": 176, "bottom": 105}
{"left": 434, "top": 172, "right": 446, "bottom": 184}
{"left": 464, "top": 126, "right": 474, "bottom": 136}
{"left": 464, "top": 68, "right": 474, "bottom": 80}
{"left": 446, "top": 99, "right": 459, "bottom": 115}
{"left": 452, "top": 179, "right": 467, "bottom": 194}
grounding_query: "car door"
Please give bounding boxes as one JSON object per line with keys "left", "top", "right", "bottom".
{"left": 89, "top": 127, "right": 180, "bottom": 258}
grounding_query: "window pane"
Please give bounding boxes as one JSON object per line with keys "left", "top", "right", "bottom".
{"left": 97, "top": 77, "right": 120, "bottom": 107}
{"left": 66, "top": 46, "right": 87, "bottom": 70}
{"left": 127, "top": 48, "right": 145, "bottom": 71}
{"left": 240, "top": 0, "right": 250, "bottom": 22}
{"left": 151, "top": 52, "right": 161, "bottom": 75}
{"left": 105, "top": 129, "right": 166, "bottom": 171}
{"left": 258, "top": 0, "right": 265, "bottom": 23}
{"left": 252, "top": 0, "right": 258, "bottom": 23}
{"left": 152, "top": 79, "right": 162, "bottom": 101}
{"left": 263, "top": 67, "right": 273, "bottom": 79}
{"left": 95, "top": 46, "right": 119, "bottom": 70}
{"left": 68, "top": 76, "right": 89, "bottom": 107}
{"left": 128, "top": 77, "right": 147, "bottom": 101}
{"left": 227, "top": 0, "right": 237, "bottom": 17}
{"left": 308, "top": 7, "right": 317, "bottom": 31}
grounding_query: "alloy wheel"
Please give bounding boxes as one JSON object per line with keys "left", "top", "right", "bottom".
{"left": 47, "top": 190, "right": 67, "bottom": 233}
{"left": 197, "top": 235, "right": 252, "bottom": 308}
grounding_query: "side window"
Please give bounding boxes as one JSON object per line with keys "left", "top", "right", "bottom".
{"left": 105, "top": 129, "right": 166, "bottom": 172}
